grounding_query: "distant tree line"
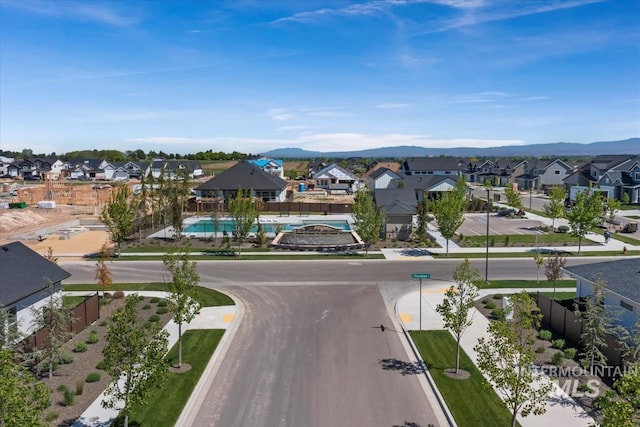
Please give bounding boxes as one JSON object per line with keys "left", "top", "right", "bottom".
{"left": 0, "top": 148, "right": 258, "bottom": 162}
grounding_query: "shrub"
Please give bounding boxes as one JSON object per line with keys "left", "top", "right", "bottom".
{"left": 43, "top": 362, "right": 58, "bottom": 373}
{"left": 99, "top": 298, "right": 109, "bottom": 306}
{"left": 490, "top": 236, "right": 495, "bottom": 247}
{"left": 56, "top": 384, "right": 66, "bottom": 392}
{"left": 557, "top": 225, "right": 570, "bottom": 234}
{"left": 150, "top": 297, "right": 160, "bottom": 303}
{"left": 564, "top": 348, "right": 578, "bottom": 360}
{"left": 539, "top": 329, "right": 553, "bottom": 341}
{"left": 142, "top": 304, "right": 151, "bottom": 310}
{"left": 577, "top": 383, "right": 593, "bottom": 393}
{"left": 86, "top": 333, "right": 99, "bottom": 344}
{"left": 59, "top": 353, "right": 74, "bottom": 364}
{"left": 85, "top": 372, "right": 101, "bottom": 383}
{"left": 61, "top": 386, "right": 74, "bottom": 406}
{"left": 137, "top": 295, "right": 145, "bottom": 301}
{"left": 552, "top": 351, "right": 564, "bottom": 366}
{"left": 491, "top": 308, "right": 505, "bottom": 320}
{"left": 580, "top": 358, "right": 590, "bottom": 369}
{"left": 73, "top": 342, "right": 87, "bottom": 353}
{"left": 103, "top": 292, "right": 112, "bottom": 299}
{"left": 551, "top": 339, "right": 566, "bottom": 350}
{"left": 156, "top": 307, "right": 169, "bottom": 315}
{"left": 481, "top": 299, "right": 488, "bottom": 304}
{"left": 535, "top": 345, "right": 546, "bottom": 354}
{"left": 504, "top": 236, "right": 510, "bottom": 247}
{"left": 45, "top": 412, "right": 59, "bottom": 422}
{"left": 148, "top": 314, "right": 161, "bottom": 323}
{"left": 494, "top": 294, "right": 504, "bottom": 299}
{"left": 484, "top": 301, "right": 496, "bottom": 310}
{"left": 96, "top": 360, "right": 107, "bottom": 370}
{"left": 99, "top": 320, "right": 108, "bottom": 327}
{"left": 157, "top": 300, "right": 168, "bottom": 308}
{"left": 75, "top": 380, "right": 84, "bottom": 396}
{"left": 112, "top": 291, "right": 125, "bottom": 299}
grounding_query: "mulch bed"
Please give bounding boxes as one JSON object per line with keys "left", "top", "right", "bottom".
{"left": 39, "top": 295, "right": 173, "bottom": 426}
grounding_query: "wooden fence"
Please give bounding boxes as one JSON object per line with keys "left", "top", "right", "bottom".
{"left": 20, "top": 293, "right": 100, "bottom": 352}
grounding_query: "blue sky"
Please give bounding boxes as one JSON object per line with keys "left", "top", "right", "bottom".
{"left": 1, "top": 0, "right": 638, "bottom": 155}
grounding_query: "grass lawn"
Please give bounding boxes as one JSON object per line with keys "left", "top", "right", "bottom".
{"left": 114, "top": 329, "right": 224, "bottom": 427}
{"left": 459, "top": 233, "right": 583, "bottom": 247}
{"left": 619, "top": 204, "right": 640, "bottom": 211}
{"left": 62, "top": 295, "right": 87, "bottom": 308}
{"left": 410, "top": 330, "right": 516, "bottom": 427}
{"left": 530, "top": 291, "right": 576, "bottom": 300}
{"left": 484, "top": 279, "right": 576, "bottom": 289}
{"left": 626, "top": 215, "right": 640, "bottom": 219}
{"left": 433, "top": 250, "right": 640, "bottom": 258}
{"left": 62, "top": 283, "right": 234, "bottom": 306}
{"left": 116, "top": 253, "right": 386, "bottom": 261}
{"left": 590, "top": 228, "right": 640, "bottom": 246}
{"left": 524, "top": 208, "right": 549, "bottom": 218}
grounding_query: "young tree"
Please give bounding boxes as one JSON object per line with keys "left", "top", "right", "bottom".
{"left": 352, "top": 187, "right": 385, "bottom": 255}
{"left": 475, "top": 293, "right": 552, "bottom": 427}
{"left": 543, "top": 186, "right": 566, "bottom": 229}
{"left": 43, "top": 247, "right": 58, "bottom": 264}
{"left": 605, "top": 197, "right": 621, "bottom": 229}
{"left": 435, "top": 259, "right": 481, "bottom": 373}
{"left": 415, "top": 197, "right": 430, "bottom": 242}
{"left": 30, "top": 282, "right": 74, "bottom": 379}
{"left": 0, "top": 349, "right": 50, "bottom": 427}
{"left": 101, "top": 185, "right": 137, "bottom": 257}
{"left": 432, "top": 189, "right": 465, "bottom": 255}
{"left": 102, "top": 294, "right": 168, "bottom": 427}
{"left": 621, "top": 192, "right": 630, "bottom": 206}
{"left": 533, "top": 253, "right": 544, "bottom": 284}
{"left": 95, "top": 243, "right": 113, "bottom": 298}
{"left": 544, "top": 253, "right": 567, "bottom": 301}
{"left": 163, "top": 248, "right": 201, "bottom": 368}
{"left": 576, "top": 277, "right": 610, "bottom": 370}
{"left": 565, "top": 187, "right": 604, "bottom": 254}
{"left": 595, "top": 367, "right": 640, "bottom": 427}
{"left": 504, "top": 185, "right": 522, "bottom": 210}
{"left": 228, "top": 187, "right": 259, "bottom": 257}
{"left": 137, "top": 172, "right": 150, "bottom": 244}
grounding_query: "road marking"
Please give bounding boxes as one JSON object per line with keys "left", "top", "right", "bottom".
{"left": 348, "top": 262, "right": 362, "bottom": 265}
{"left": 400, "top": 313, "right": 412, "bottom": 322}
{"left": 223, "top": 314, "right": 234, "bottom": 323}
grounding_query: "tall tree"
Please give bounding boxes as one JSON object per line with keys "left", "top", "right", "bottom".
{"left": 163, "top": 248, "right": 200, "bottom": 368}
{"left": 475, "top": 291, "right": 552, "bottom": 427}
{"left": 576, "top": 277, "right": 610, "bottom": 370}
{"left": 435, "top": 259, "right": 481, "bottom": 373}
{"left": 605, "top": 197, "right": 621, "bottom": 229}
{"left": 544, "top": 253, "right": 567, "bottom": 301}
{"left": 30, "top": 282, "right": 74, "bottom": 379}
{"left": 101, "top": 185, "right": 137, "bottom": 257}
{"left": 595, "top": 367, "right": 640, "bottom": 427}
{"left": 102, "top": 295, "right": 168, "bottom": 427}
{"left": 543, "top": 186, "right": 566, "bottom": 229}
{"left": 352, "top": 187, "right": 385, "bottom": 255}
{"left": 565, "top": 187, "right": 604, "bottom": 254}
{"left": 504, "top": 185, "right": 523, "bottom": 210}
{"left": 228, "top": 187, "right": 258, "bottom": 257}
{"left": 415, "top": 197, "right": 430, "bottom": 242}
{"left": 95, "top": 243, "right": 113, "bottom": 298}
{"left": 0, "top": 349, "right": 50, "bottom": 427}
{"left": 432, "top": 188, "right": 465, "bottom": 255}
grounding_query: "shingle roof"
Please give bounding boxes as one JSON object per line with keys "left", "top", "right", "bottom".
{"left": 195, "top": 160, "right": 287, "bottom": 191}
{"left": 0, "top": 242, "right": 71, "bottom": 306}
{"left": 313, "top": 164, "right": 357, "bottom": 180}
{"left": 404, "top": 157, "right": 465, "bottom": 172}
{"left": 564, "top": 258, "right": 640, "bottom": 303}
{"left": 374, "top": 188, "right": 417, "bottom": 214}
{"left": 369, "top": 167, "right": 401, "bottom": 180}
{"left": 395, "top": 175, "right": 456, "bottom": 191}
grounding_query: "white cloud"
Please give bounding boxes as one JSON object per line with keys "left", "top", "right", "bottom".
{"left": 1, "top": 0, "right": 141, "bottom": 26}
{"left": 265, "top": 108, "right": 295, "bottom": 121}
{"left": 307, "top": 110, "right": 354, "bottom": 118}
{"left": 276, "top": 125, "right": 314, "bottom": 131}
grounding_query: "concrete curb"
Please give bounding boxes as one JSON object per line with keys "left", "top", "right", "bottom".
{"left": 175, "top": 290, "right": 245, "bottom": 427}
{"left": 390, "top": 299, "right": 457, "bottom": 427}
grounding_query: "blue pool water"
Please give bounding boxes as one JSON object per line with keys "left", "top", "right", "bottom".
{"left": 183, "top": 219, "right": 351, "bottom": 233}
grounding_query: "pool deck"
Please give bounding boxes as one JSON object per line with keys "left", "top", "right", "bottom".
{"left": 149, "top": 214, "right": 354, "bottom": 239}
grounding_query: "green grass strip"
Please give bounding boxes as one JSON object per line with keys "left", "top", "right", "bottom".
{"left": 115, "top": 253, "right": 386, "bottom": 261}
{"left": 410, "top": 330, "right": 516, "bottom": 427}
{"left": 62, "top": 295, "right": 86, "bottom": 309}
{"left": 432, "top": 250, "right": 640, "bottom": 258}
{"left": 459, "top": 233, "right": 582, "bottom": 247}
{"left": 62, "top": 283, "right": 234, "bottom": 306}
{"left": 483, "top": 279, "right": 576, "bottom": 289}
{"left": 531, "top": 291, "right": 576, "bottom": 300}
{"left": 590, "top": 228, "right": 640, "bottom": 245}
{"left": 114, "top": 329, "right": 224, "bottom": 427}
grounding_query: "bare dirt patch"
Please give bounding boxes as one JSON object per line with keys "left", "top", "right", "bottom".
{"left": 443, "top": 368, "right": 471, "bottom": 379}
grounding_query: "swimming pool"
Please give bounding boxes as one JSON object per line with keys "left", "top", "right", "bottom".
{"left": 183, "top": 219, "right": 351, "bottom": 234}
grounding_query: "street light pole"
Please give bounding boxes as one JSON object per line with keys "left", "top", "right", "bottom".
{"left": 485, "top": 187, "right": 490, "bottom": 284}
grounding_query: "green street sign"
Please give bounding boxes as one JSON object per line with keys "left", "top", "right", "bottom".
{"left": 411, "top": 273, "right": 431, "bottom": 279}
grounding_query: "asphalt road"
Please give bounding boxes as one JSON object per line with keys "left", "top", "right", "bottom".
{"left": 190, "top": 285, "right": 439, "bottom": 427}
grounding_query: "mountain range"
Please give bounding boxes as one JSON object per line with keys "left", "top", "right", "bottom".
{"left": 262, "top": 138, "right": 639, "bottom": 158}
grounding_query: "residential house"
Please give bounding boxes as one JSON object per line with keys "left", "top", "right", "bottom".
{"left": 391, "top": 175, "right": 460, "bottom": 202}
{"left": 0, "top": 156, "right": 15, "bottom": 176}
{"left": 564, "top": 258, "right": 640, "bottom": 330}
{"left": 374, "top": 188, "right": 417, "bottom": 241}
{"left": 515, "top": 159, "right": 573, "bottom": 190}
{"left": 248, "top": 158, "right": 285, "bottom": 179}
{"left": 313, "top": 163, "right": 358, "bottom": 194}
{"left": 150, "top": 159, "right": 203, "bottom": 180}
{"left": 7, "top": 159, "right": 36, "bottom": 179}
{"left": 69, "top": 159, "right": 105, "bottom": 180}
{"left": 99, "top": 161, "right": 130, "bottom": 181}
{"left": 473, "top": 158, "right": 527, "bottom": 187}
{"left": 564, "top": 155, "right": 638, "bottom": 202}
{"left": 0, "top": 242, "right": 72, "bottom": 337}
{"left": 597, "top": 156, "right": 640, "bottom": 203}
{"left": 119, "top": 161, "right": 149, "bottom": 179}
{"left": 194, "top": 160, "right": 288, "bottom": 202}
{"left": 402, "top": 157, "right": 466, "bottom": 177}
{"left": 367, "top": 167, "right": 403, "bottom": 190}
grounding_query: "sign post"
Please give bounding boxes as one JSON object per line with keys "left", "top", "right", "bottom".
{"left": 411, "top": 273, "right": 431, "bottom": 331}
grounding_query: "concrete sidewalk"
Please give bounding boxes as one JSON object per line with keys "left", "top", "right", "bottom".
{"left": 396, "top": 285, "right": 595, "bottom": 427}
{"left": 71, "top": 291, "right": 237, "bottom": 427}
